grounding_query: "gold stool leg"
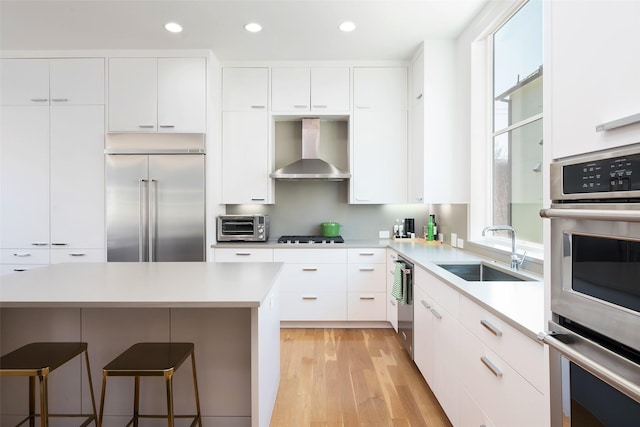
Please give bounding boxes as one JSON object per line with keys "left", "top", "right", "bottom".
{"left": 83, "top": 349, "right": 98, "bottom": 425}
{"left": 38, "top": 374, "right": 48, "bottom": 427}
{"left": 133, "top": 376, "right": 141, "bottom": 427}
{"left": 190, "top": 353, "right": 202, "bottom": 427}
{"left": 164, "top": 371, "right": 175, "bottom": 427}
{"left": 28, "top": 376, "right": 36, "bottom": 427}
{"left": 98, "top": 372, "right": 107, "bottom": 427}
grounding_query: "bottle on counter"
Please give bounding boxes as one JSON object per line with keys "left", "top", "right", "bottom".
{"left": 394, "top": 219, "right": 400, "bottom": 238}
{"left": 433, "top": 216, "right": 438, "bottom": 240}
{"left": 427, "top": 215, "right": 435, "bottom": 241}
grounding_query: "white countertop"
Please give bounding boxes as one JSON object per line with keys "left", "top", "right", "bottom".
{"left": 0, "top": 262, "right": 283, "bottom": 308}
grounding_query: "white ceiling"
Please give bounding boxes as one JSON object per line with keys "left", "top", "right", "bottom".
{"left": 0, "top": 0, "right": 489, "bottom": 61}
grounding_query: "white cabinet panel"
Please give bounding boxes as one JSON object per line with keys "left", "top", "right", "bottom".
{"left": 0, "top": 264, "right": 47, "bottom": 276}
{"left": 157, "top": 57, "right": 206, "bottom": 133}
{"left": 311, "top": 67, "right": 350, "bottom": 112}
{"left": 108, "top": 58, "right": 157, "bottom": 132}
{"left": 352, "top": 110, "right": 408, "bottom": 203}
{"left": 50, "top": 58, "right": 105, "bottom": 105}
{"left": 0, "top": 107, "right": 50, "bottom": 248}
{"left": 274, "top": 248, "right": 347, "bottom": 263}
{"left": 222, "top": 67, "right": 268, "bottom": 111}
{"left": 347, "top": 264, "right": 386, "bottom": 292}
{"left": 50, "top": 106, "right": 105, "bottom": 249}
{"left": 50, "top": 249, "right": 105, "bottom": 264}
{"left": 386, "top": 249, "right": 399, "bottom": 331}
{"left": 280, "top": 292, "right": 347, "bottom": 321}
{"left": 0, "top": 59, "right": 49, "bottom": 105}
{"left": 347, "top": 248, "right": 386, "bottom": 264}
{"left": 279, "top": 264, "right": 347, "bottom": 294}
{"left": 271, "top": 67, "right": 310, "bottom": 112}
{"left": 413, "top": 286, "right": 434, "bottom": 384}
{"left": 353, "top": 67, "right": 407, "bottom": 111}
{"left": 431, "top": 298, "right": 459, "bottom": 426}
{"left": 550, "top": 1, "right": 640, "bottom": 158}
{"left": 271, "top": 67, "right": 350, "bottom": 113}
{"left": 347, "top": 292, "right": 386, "bottom": 321}
{"left": 0, "top": 249, "right": 50, "bottom": 265}
{"left": 213, "top": 248, "right": 273, "bottom": 262}
{"left": 221, "top": 111, "right": 271, "bottom": 204}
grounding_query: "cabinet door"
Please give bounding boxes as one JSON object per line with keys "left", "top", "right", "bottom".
{"left": 0, "top": 107, "right": 50, "bottom": 247}
{"left": 409, "top": 98, "right": 425, "bottom": 203}
{"left": 108, "top": 58, "right": 157, "bottom": 132}
{"left": 352, "top": 110, "right": 408, "bottom": 203}
{"left": 157, "top": 57, "right": 206, "bottom": 133}
{"left": 431, "top": 300, "right": 460, "bottom": 426}
{"left": 50, "top": 106, "right": 105, "bottom": 249}
{"left": 271, "top": 67, "right": 310, "bottom": 112}
{"left": 0, "top": 59, "right": 49, "bottom": 105}
{"left": 411, "top": 51, "right": 425, "bottom": 106}
{"left": 50, "top": 58, "right": 105, "bottom": 105}
{"left": 311, "top": 67, "right": 350, "bottom": 112}
{"left": 222, "top": 67, "right": 269, "bottom": 111}
{"left": 353, "top": 67, "right": 407, "bottom": 111}
{"left": 221, "top": 111, "right": 271, "bottom": 204}
{"left": 551, "top": 1, "right": 640, "bottom": 158}
{"left": 413, "top": 286, "right": 434, "bottom": 384}
{"left": 386, "top": 249, "right": 399, "bottom": 331}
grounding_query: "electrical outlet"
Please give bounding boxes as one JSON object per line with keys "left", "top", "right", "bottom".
{"left": 451, "top": 233, "right": 458, "bottom": 248}
{"left": 438, "top": 233, "right": 444, "bottom": 242}
{"left": 457, "top": 238, "right": 464, "bottom": 249}
{"left": 379, "top": 230, "right": 390, "bottom": 238}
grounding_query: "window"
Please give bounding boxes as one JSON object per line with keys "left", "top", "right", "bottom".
{"left": 491, "top": 0, "right": 543, "bottom": 245}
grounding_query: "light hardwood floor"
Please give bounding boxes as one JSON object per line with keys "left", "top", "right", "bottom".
{"left": 270, "top": 328, "right": 452, "bottom": 427}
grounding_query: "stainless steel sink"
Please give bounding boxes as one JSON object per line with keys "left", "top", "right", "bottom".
{"left": 437, "top": 262, "right": 535, "bottom": 282}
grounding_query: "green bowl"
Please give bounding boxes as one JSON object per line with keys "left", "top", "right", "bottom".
{"left": 320, "top": 222, "right": 341, "bottom": 237}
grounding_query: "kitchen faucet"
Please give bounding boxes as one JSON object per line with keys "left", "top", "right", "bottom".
{"left": 482, "top": 225, "right": 526, "bottom": 270}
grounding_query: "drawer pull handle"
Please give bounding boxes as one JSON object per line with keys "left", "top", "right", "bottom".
{"left": 69, "top": 253, "right": 86, "bottom": 257}
{"left": 302, "top": 268, "right": 318, "bottom": 272}
{"left": 293, "top": 104, "right": 308, "bottom": 109}
{"left": 159, "top": 125, "right": 175, "bottom": 128}
{"left": 359, "top": 268, "right": 375, "bottom": 272}
{"left": 30, "top": 98, "right": 48, "bottom": 102}
{"left": 138, "top": 124, "right": 155, "bottom": 128}
{"left": 360, "top": 296, "right": 375, "bottom": 300}
{"left": 51, "top": 98, "right": 68, "bottom": 102}
{"left": 31, "top": 242, "right": 48, "bottom": 246}
{"left": 13, "top": 253, "right": 31, "bottom": 257}
{"left": 312, "top": 105, "right": 327, "bottom": 109}
{"left": 480, "top": 320, "right": 503, "bottom": 337}
{"left": 235, "top": 253, "right": 251, "bottom": 256}
{"left": 359, "top": 252, "right": 375, "bottom": 256}
{"left": 421, "top": 300, "right": 431, "bottom": 310}
{"left": 480, "top": 356, "right": 503, "bottom": 378}
{"left": 250, "top": 105, "right": 266, "bottom": 109}
{"left": 51, "top": 242, "right": 69, "bottom": 246}
{"left": 13, "top": 268, "right": 27, "bottom": 272}
{"left": 302, "top": 296, "right": 318, "bottom": 300}
{"left": 430, "top": 308, "right": 442, "bottom": 320}
{"left": 390, "top": 299, "right": 396, "bottom": 306}
{"left": 251, "top": 198, "right": 265, "bottom": 201}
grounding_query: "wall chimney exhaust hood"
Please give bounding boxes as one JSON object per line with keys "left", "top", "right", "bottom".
{"left": 270, "top": 118, "right": 351, "bottom": 181}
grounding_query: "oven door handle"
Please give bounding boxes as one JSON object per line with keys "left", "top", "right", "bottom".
{"left": 538, "top": 330, "right": 640, "bottom": 402}
{"left": 540, "top": 208, "right": 640, "bottom": 222}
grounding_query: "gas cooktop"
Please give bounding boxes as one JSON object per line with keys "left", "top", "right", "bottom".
{"left": 277, "top": 235, "right": 345, "bottom": 244}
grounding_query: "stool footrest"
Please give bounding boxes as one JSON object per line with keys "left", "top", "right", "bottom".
{"left": 124, "top": 414, "right": 201, "bottom": 427}
{"left": 16, "top": 413, "right": 96, "bottom": 427}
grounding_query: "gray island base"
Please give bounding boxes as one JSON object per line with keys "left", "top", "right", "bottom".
{"left": 0, "top": 262, "right": 283, "bottom": 427}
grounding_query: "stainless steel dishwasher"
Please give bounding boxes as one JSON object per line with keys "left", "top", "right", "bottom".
{"left": 396, "top": 255, "right": 414, "bottom": 358}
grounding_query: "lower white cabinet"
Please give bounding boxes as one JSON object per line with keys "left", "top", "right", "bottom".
{"left": 50, "top": 249, "right": 105, "bottom": 264}
{"left": 347, "top": 248, "right": 386, "bottom": 321}
{"left": 460, "top": 389, "right": 496, "bottom": 427}
{"left": 212, "top": 248, "right": 274, "bottom": 262}
{"left": 386, "top": 249, "right": 399, "bottom": 331}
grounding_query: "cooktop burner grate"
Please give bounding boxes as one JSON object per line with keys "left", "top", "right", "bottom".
{"left": 277, "top": 235, "right": 345, "bottom": 244}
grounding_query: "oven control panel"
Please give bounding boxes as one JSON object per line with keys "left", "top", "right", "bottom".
{"left": 551, "top": 147, "right": 640, "bottom": 200}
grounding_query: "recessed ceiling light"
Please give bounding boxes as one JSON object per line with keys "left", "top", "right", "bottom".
{"left": 164, "top": 22, "right": 183, "bottom": 33}
{"left": 245, "top": 22, "right": 262, "bottom": 33}
{"left": 339, "top": 21, "right": 356, "bottom": 32}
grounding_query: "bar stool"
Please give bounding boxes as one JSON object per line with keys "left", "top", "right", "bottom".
{"left": 98, "top": 342, "right": 202, "bottom": 427}
{"left": 0, "top": 342, "right": 98, "bottom": 427}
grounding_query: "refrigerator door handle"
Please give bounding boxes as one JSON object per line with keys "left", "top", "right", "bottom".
{"left": 149, "top": 179, "right": 158, "bottom": 262}
{"left": 139, "top": 179, "right": 149, "bottom": 262}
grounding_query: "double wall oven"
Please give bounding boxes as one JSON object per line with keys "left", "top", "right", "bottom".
{"left": 540, "top": 145, "right": 640, "bottom": 426}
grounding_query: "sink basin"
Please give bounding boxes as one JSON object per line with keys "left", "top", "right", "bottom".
{"left": 437, "top": 262, "right": 535, "bottom": 282}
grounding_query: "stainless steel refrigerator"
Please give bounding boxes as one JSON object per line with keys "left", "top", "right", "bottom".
{"left": 106, "top": 152, "right": 205, "bottom": 262}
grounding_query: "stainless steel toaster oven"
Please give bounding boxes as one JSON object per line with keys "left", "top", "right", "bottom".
{"left": 217, "top": 215, "right": 269, "bottom": 242}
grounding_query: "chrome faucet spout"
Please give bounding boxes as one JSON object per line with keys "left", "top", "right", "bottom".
{"left": 482, "top": 225, "right": 525, "bottom": 270}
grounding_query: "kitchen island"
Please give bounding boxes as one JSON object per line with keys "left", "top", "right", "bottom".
{"left": 0, "top": 262, "right": 283, "bottom": 427}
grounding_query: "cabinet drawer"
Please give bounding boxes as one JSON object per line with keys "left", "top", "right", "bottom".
{"left": 280, "top": 292, "right": 346, "bottom": 321}
{"left": 50, "top": 249, "right": 105, "bottom": 263}
{"left": 347, "top": 292, "right": 386, "bottom": 321}
{"left": 347, "top": 248, "right": 386, "bottom": 263}
{"left": 0, "top": 249, "right": 49, "bottom": 265}
{"left": 1, "top": 264, "right": 48, "bottom": 276}
{"left": 418, "top": 267, "right": 459, "bottom": 319}
{"left": 460, "top": 327, "right": 545, "bottom": 427}
{"left": 347, "top": 264, "right": 386, "bottom": 292}
{"left": 460, "top": 296, "right": 546, "bottom": 393}
{"left": 274, "top": 248, "right": 347, "bottom": 263}
{"left": 279, "top": 264, "right": 347, "bottom": 293}
{"left": 213, "top": 248, "right": 273, "bottom": 262}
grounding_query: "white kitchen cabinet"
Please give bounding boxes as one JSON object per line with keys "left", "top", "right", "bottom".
{"left": 351, "top": 110, "right": 408, "bottom": 203}
{"left": 275, "top": 248, "right": 348, "bottom": 321}
{"left": 351, "top": 67, "right": 408, "bottom": 204}
{"left": 413, "top": 284, "right": 434, "bottom": 385}
{"left": 0, "top": 107, "right": 50, "bottom": 248}
{"left": 212, "top": 248, "right": 274, "bottom": 262}
{"left": 347, "top": 248, "right": 386, "bottom": 321}
{"left": 50, "top": 106, "right": 105, "bottom": 249}
{"left": 550, "top": 1, "right": 640, "bottom": 159}
{"left": 1, "top": 58, "right": 104, "bottom": 106}
{"left": 386, "top": 249, "right": 399, "bottom": 331}
{"left": 0, "top": 264, "right": 48, "bottom": 276}
{"left": 108, "top": 57, "right": 206, "bottom": 133}
{"left": 460, "top": 389, "right": 496, "bottom": 427}
{"left": 221, "top": 111, "right": 271, "bottom": 204}
{"left": 50, "top": 249, "right": 105, "bottom": 264}
{"left": 271, "top": 67, "right": 350, "bottom": 113}
{"left": 222, "top": 67, "right": 268, "bottom": 111}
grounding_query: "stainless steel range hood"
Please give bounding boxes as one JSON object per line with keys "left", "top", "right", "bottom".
{"left": 270, "top": 118, "right": 351, "bottom": 180}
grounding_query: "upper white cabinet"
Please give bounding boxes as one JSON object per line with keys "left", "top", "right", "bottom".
{"left": 351, "top": 67, "right": 408, "bottom": 204}
{"left": 221, "top": 67, "right": 272, "bottom": 204}
{"left": 108, "top": 57, "right": 206, "bottom": 133}
{"left": 1, "top": 58, "right": 104, "bottom": 106}
{"left": 222, "top": 67, "right": 269, "bottom": 111}
{"left": 271, "top": 67, "right": 350, "bottom": 113}
{"left": 550, "top": 1, "right": 640, "bottom": 159}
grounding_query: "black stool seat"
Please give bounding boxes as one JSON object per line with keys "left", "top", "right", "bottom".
{"left": 0, "top": 342, "right": 97, "bottom": 427}
{"left": 99, "top": 342, "right": 202, "bottom": 427}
